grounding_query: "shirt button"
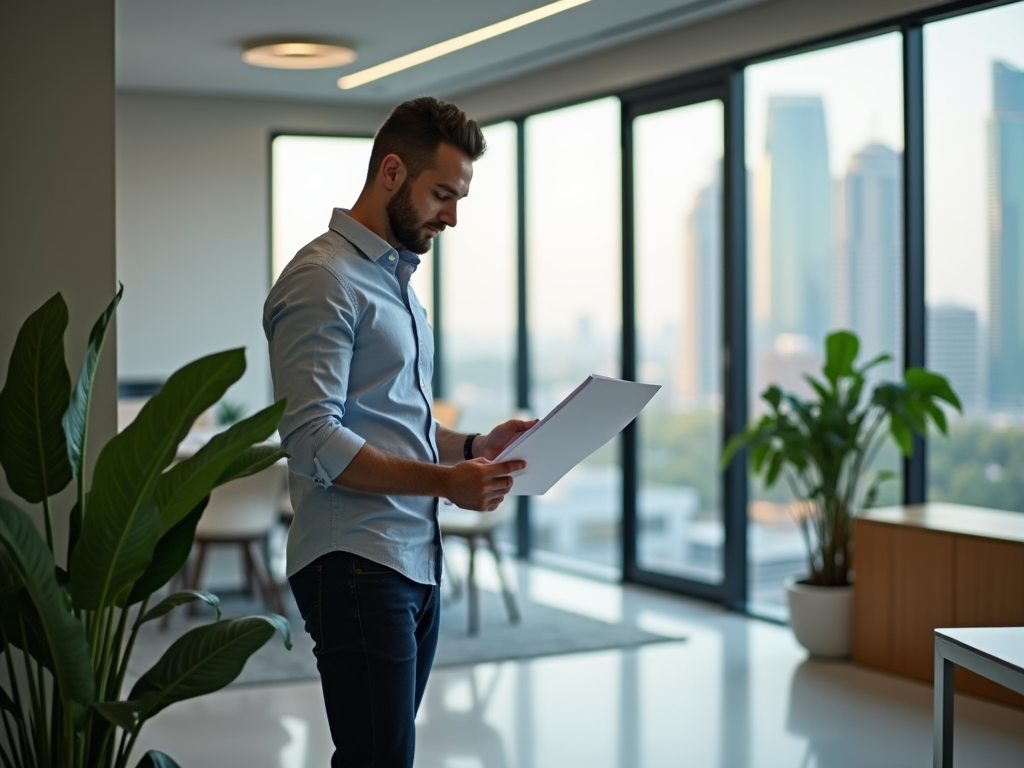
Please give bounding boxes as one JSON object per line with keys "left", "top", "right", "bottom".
{"left": 388, "top": 254, "right": 396, "bottom": 261}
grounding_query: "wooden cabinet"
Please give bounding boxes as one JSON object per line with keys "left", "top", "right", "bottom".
{"left": 853, "top": 503, "right": 1024, "bottom": 709}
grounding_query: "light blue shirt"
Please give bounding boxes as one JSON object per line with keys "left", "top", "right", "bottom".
{"left": 264, "top": 209, "right": 440, "bottom": 583}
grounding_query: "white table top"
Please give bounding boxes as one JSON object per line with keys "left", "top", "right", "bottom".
{"left": 936, "top": 627, "right": 1024, "bottom": 674}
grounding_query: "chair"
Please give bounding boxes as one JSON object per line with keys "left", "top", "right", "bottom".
{"left": 186, "top": 460, "right": 288, "bottom": 615}
{"left": 439, "top": 503, "right": 521, "bottom": 635}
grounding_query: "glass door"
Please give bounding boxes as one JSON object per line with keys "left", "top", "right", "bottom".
{"left": 626, "top": 92, "right": 728, "bottom": 595}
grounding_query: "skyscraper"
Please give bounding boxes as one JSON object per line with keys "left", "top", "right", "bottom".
{"left": 753, "top": 96, "right": 833, "bottom": 351}
{"left": 836, "top": 143, "right": 903, "bottom": 373}
{"left": 678, "top": 165, "right": 721, "bottom": 403}
{"left": 987, "top": 60, "right": 1024, "bottom": 411}
{"left": 927, "top": 304, "right": 981, "bottom": 414}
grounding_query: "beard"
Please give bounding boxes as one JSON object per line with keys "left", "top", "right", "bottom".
{"left": 385, "top": 180, "right": 444, "bottom": 254}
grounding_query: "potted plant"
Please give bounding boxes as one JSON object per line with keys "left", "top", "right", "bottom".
{"left": 721, "top": 330, "right": 960, "bottom": 657}
{"left": 0, "top": 287, "right": 291, "bottom": 768}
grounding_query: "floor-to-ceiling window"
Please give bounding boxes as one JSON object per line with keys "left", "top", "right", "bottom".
{"left": 924, "top": 1, "right": 1024, "bottom": 510}
{"left": 632, "top": 100, "right": 725, "bottom": 585}
{"left": 744, "top": 33, "right": 905, "bottom": 611}
{"left": 437, "top": 121, "right": 519, "bottom": 544}
{"left": 525, "top": 97, "right": 623, "bottom": 574}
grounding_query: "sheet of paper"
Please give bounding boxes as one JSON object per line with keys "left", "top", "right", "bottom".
{"left": 494, "top": 374, "right": 661, "bottom": 496}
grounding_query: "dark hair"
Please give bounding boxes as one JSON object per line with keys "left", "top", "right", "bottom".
{"left": 366, "top": 96, "right": 486, "bottom": 183}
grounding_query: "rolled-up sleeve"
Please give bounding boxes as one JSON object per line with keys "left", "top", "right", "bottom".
{"left": 264, "top": 263, "right": 366, "bottom": 487}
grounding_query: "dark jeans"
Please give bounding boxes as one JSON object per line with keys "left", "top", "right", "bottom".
{"left": 289, "top": 550, "right": 440, "bottom": 768}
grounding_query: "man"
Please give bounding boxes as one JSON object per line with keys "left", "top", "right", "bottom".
{"left": 263, "top": 96, "right": 535, "bottom": 768}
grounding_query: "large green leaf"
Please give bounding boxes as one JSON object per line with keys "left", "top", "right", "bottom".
{"left": 0, "top": 589, "right": 56, "bottom": 672}
{"left": 136, "top": 750, "right": 182, "bottom": 768}
{"left": 130, "top": 615, "right": 291, "bottom": 719}
{"left": 215, "top": 444, "right": 288, "bottom": 487}
{"left": 93, "top": 699, "right": 142, "bottom": 731}
{"left": 822, "top": 331, "right": 859, "bottom": 386}
{"left": 0, "top": 498, "right": 94, "bottom": 706}
{"left": 63, "top": 285, "right": 122, "bottom": 487}
{"left": 138, "top": 591, "right": 221, "bottom": 626}
{"left": 125, "top": 498, "right": 207, "bottom": 606}
{"left": 70, "top": 350, "right": 246, "bottom": 611}
{"left": 0, "top": 293, "right": 73, "bottom": 505}
{"left": 153, "top": 400, "right": 286, "bottom": 534}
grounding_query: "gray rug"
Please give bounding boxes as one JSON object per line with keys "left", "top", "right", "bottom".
{"left": 127, "top": 587, "right": 678, "bottom": 688}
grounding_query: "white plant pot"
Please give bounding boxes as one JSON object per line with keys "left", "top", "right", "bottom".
{"left": 785, "top": 577, "right": 853, "bottom": 659}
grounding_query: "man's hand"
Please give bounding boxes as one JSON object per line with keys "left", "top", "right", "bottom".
{"left": 444, "top": 458, "right": 526, "bottom": 511}
{"left": 475, "top": 418, "right": 539, "bottom": 461}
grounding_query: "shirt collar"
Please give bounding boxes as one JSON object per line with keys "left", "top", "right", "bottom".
{"left": 328, "top": 208, "right": 403, "bottom": 269}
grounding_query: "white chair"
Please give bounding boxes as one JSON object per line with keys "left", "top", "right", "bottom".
{"left": 440, "top": 503, "right": 521, "bottom": 635}
{"left": 186, "top": 460, "right": 288, "bottom": 615}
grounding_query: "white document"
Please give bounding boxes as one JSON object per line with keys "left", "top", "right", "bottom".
{"left": 495, "top": 374, "right": 661, "bottom": 496}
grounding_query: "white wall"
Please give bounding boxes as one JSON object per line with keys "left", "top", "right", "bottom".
{"left": 0, "top": 0, "right": 117, "bottom": 554}
{"left": 116, "top": 93, "right": 388, "bottom": 413}
{"left": 454, "top": 0, "right": 943, "bottom": 120}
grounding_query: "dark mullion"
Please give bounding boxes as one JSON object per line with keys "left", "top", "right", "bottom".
{"left": 903, "top": 23, "right": 927, "bottom": 504}
{"left": 431, "top": 236, "right": 444, "bottom": 397}
{"left": 722, "top": 66, "right": 750, "bottom": 611}
{"left": 515, "top": 118, "right": 531, "bottom": 559}
{"left": 621, "top": 100, "right": 638, "bottom": 581}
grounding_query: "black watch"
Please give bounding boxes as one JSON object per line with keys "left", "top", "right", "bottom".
{"left": 464, "top": 433, "right": 480, "bottom": 461}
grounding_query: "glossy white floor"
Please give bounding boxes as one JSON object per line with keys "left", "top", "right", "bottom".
{"left": 134, "top": 558, "right": 1024, "bottom": 767}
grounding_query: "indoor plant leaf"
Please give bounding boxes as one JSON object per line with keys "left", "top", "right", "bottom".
{"left": 138, "top": 590, "right": 221, "bottom": 626}
{"left": 0, "top": 588, "right": 56, "bottom": 672}
{"left": 125, "top": 497, "right": 208, "bottom": 606}
{"left": 135, "top": 750, "right": 183, "bottom": 768}
{"left": 129, "top": 615, "right": 292, "bottom": 719}
{"left": 213, "top": 444, "right": 289, "bottom": 487}
{"left": 153, "top": 399, "right": 286, "bottom": 534}
{"left": 823, "top": 330, "right": 859, "bottom": 385}
{"left": 70, "top": 349, "right": 246, "bottom": 610}
{"left": 93, "top": 699, "right": 143, "bottom": 731}
{"left": 0, "top": 497, "right": 94, "bottom": 706}
{"left": 0, "top": 292, "right": 73, "bottom": 505}
{"left": 63, "top": 284, "right": 122, "bottom": 488}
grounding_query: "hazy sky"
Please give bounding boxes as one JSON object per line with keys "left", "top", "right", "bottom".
{"left": 924, "top": 1, "right": 1024, "bottom": 316}
{"left": 272, "top": 1, "right": 1024, "bottom": 339}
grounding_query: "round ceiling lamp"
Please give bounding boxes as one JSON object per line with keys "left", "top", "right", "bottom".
{"left": 242, "top": 37, "right": 357, "bottom": 69}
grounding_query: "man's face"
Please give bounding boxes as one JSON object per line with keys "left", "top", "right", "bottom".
{"left": 385, "top": 142, "right": 473, "bottom": 254}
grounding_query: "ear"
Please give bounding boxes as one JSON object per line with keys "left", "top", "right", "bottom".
{"left": 378, "top": 153, "right": 406, "bottom": 193}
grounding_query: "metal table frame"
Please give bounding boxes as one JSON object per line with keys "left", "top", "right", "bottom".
{"left": 934, "top": 628, "right": 1024, "bottom": 767}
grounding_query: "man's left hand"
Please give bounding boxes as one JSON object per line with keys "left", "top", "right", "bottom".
{"left": 476, "top": 418, "right": 539, "bottom": 460}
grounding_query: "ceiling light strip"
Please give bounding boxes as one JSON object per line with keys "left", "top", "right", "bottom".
{"left": 338, "top": 0, "right": 592, "bottom": 90}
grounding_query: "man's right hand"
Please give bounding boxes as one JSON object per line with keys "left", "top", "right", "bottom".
{"left": 443, "top": 458, "right": 526, "bottom": 511}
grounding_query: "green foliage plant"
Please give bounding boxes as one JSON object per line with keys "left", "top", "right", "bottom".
{"left": 721, "top": 330, "right": 961, "bottom": 588}
{"left": 0, "top": 288, "right": 291, "bottom": 768}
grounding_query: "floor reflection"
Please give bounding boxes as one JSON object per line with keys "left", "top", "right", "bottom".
{"left": 415, "top": 666, "right": 511, "bottom": 768}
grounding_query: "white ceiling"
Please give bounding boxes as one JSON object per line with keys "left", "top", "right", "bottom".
{"left": 116, "top": 0, "right": 764, "bottom": 105}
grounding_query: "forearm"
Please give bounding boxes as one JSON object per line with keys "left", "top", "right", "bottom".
{"left": 333, "top": 443, "right": 452, "bottom": 497}
{"left": 435, "top": 424, "right": 479, "bottom": 465}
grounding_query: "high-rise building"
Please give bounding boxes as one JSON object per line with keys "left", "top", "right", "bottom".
{"left": 836, "top": 143, "right": 903, "bottom": 373}
{"left": 927, "top": 304, "right": 981, "bottom": 414}
{"left": 753, "top": 96, "right": 833, "bottom": 351}
{"left": 987, "top": 60, "right": 1024, "bottom": 411}
{"left": 678, "top": 165, "right": 721, "bottom": 403}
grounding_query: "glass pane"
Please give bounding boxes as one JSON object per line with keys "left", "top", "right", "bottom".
{"left": 438, "top": 122, "right": 518, "bottom": 544}
{"left": 271, "top": 135, "right": 371, "bottom": 282}
{"left": 745, "top": 33, "right": 904, "bottom": 612}
{"left": 271, "top": 134, "right": 433, "bottom": 321}
{"left": 925, "top": 2, "right": 1024, "bottom": 510}
{"left": 526, "top": 97, "right": 622, "bottom": 574}
{"left": 634, "top": 101, "right": 724, "bottom": 583}
{"left": 439, "top": 122, "right": 517, "bottom": 430}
